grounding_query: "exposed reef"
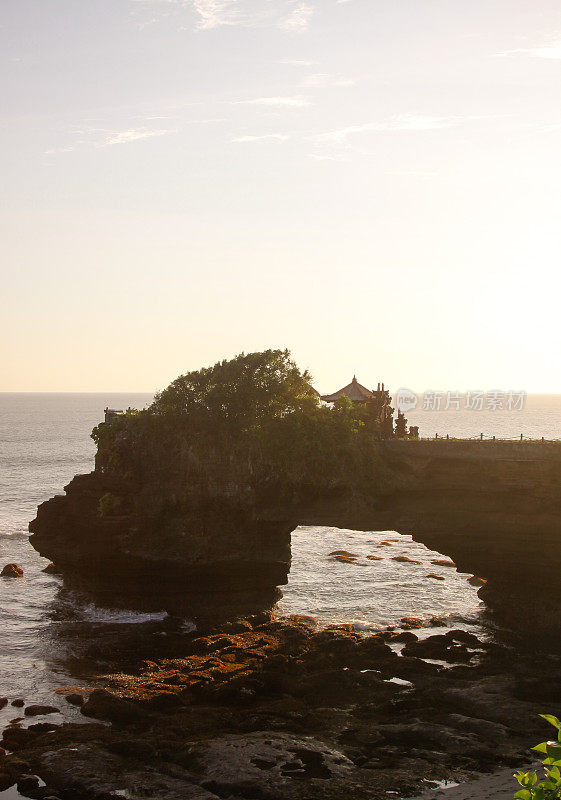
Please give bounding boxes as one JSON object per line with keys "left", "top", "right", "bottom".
{"left": 2, "top": 614, "right": 559, "bottom": 800}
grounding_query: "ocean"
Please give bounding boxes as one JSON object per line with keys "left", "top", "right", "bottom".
{"left": 1, "top": 392, "right": 560, "bottom": 730}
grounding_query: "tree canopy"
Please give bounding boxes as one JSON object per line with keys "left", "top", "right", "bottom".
{"left": 92, "top": 350, "right": 395, "bottom": 486}
{"left": 151, "top": 349, "right": 317, "bottom": 436}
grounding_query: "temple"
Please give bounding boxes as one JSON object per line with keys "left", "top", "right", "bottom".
{"left": 320, "top": 377, "right": 418, "bottom": 439}
{"left": 321, "top": 376, "right": 386, "bottom": 405}
{"left": 320, "top": 376, "right": 395, "bottom": 437}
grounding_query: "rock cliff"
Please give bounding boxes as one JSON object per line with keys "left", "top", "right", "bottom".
{"left": 29, "top": 437, "right": 561, "bottom": 631}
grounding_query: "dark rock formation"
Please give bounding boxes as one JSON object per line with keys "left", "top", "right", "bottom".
{"left": 1, "top": 617, "right": 556, "bottom": 800}
{"left": 24, "top": 705, "right": 59, "bottom": 717}
{"left": 64, "top": 693, "right": 84, "bottom": 707}
{"left": 29, "top": 439, "right": 561, "bottom": 633}
{"left": 1, "top": 563, "right": 23, "bottom": 577}
{"left": 42, "top": 563, "right": 60, "bottom": 575}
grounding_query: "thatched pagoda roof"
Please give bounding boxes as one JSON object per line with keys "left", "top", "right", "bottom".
{"left": 321, "top": 376, "right": 374, "bottom": 404}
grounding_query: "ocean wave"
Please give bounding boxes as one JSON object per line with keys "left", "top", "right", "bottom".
{"left": 52, "top": 592, "right": 169, "bottom": 625}
{"left": 74, "top": 603, "right": 169, "bottom": 625}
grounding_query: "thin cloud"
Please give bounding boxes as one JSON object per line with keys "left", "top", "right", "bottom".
{"left": 45, "top": 127, "right": 176, "bottom": 154}
{"left": 309, "top": 152, "right": 347, "bottom": 161}
{"left": 192, "top": 0, "right": 242, "bottom": 29}
{"left": 280, "top": 2, "right": 315, "bottom": 32}
{"left": 234, "top": 95, "right": 310, "bottom": 108}
{"left": 189, "top": 0, "right": 316, "bottom": 32}
{"left": 496, "top": 40, "right": 561, "bottom": 59}
{"left": 44, "top": 146, "right": 75, "bottom": 155}
{"left": 278, "top": 59, "right": 317, "bottom": 66}
{"left": 100, "top": 129, "right": 176, "bottom": 146}
{"left": 233, "top": 133, "right": 290, "bottom": 142}
{"left": 316, "top": 115, "right": 460, "bottom": 142}
{"left": 301, "top": 72, "right": 355, "bottom": 88}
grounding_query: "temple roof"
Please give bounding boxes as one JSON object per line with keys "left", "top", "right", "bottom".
{"left": 321, "top": 376, "right": 375, "bottom": 403}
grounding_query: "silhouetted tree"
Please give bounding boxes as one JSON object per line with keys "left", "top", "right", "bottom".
{"left": 394, "top": 410, "right": 408, "bottom": 438}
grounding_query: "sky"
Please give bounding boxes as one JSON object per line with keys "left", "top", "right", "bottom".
{"left": 1, "top": 0, "right": 560, "bottom": 393}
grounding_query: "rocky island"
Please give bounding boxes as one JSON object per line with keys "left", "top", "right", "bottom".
{"left": 30, "top": 350, "right": 561, "bottom": 633}
{"left": 10, "top": 349, "right": 561, "bottom": 799}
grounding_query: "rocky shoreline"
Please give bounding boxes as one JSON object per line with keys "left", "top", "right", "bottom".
{"left": 1, "top": 612, "right": 558, "bottom": 800}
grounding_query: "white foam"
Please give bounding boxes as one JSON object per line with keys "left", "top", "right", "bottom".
{"left": 73, "top": 602, "right": 168, "bottom": 625}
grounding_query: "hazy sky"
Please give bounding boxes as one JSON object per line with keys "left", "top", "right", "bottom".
{"left": 2, "top": 0, "right": 560, "bottom": 393}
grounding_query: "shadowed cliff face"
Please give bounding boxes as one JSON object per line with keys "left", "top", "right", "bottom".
{"left": 29, "top": 439, "right": 561, "bottom": 632}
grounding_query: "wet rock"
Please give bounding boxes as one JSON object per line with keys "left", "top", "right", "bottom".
{"left": 366, "top": 555, "right": 383, "bottom": 560}
{"left": 431, "top": 559, "right": 456, "bottom": 567}
{"left": 445, "top": 629, "right": 481, "bottom": 647}
{"left": 1, "top": 563, "right": 23, "bottom": 578}
{"left": 393, "top": 556, "right": 422, "bottom": 564}
{"left": 38, "top": 743, "right": 216, "bottom": 800}
{"left": 107, "top": 738, "right": 157, "bottom": 759}
{"left": 17, "top": 774, "right": 40, "bottom": 795}
{"left": 376, "top": 721, "right": 491, "bottom": 757}
{"left": 0, "top": 698, "right": 7, "bottom": 710}
{"left": 0, "top": 772, "right": 14, "bottom": 791}
{"left": 424, "top": 676, "right": 533, "bottom": 729}
{"left": 402, "top": 633, "right": 477, "bottom": 663}
{"left": 447, "top": 713, "right": 508, "bottom": 741}
{"left": 391, "top": 656, "right": 441, "bottom": 680}
{"left": 142, "top": 691, "right": 186, "bottom": 713}
{"left": 24, "top": 705, "right": 59, "bottom": 717}
{"left": 246, "top": 611, "right": 274, "bottom": 627}
{"left": 403, "top": 635, "right": 449, "bottom": 658}
{"left": 2, "top": 756, "right": 31, "bottom": 782}
{"left": 328, "top": 551, "right": 359, "bottom": 558}
{"left": 428, "top": 616, "right": 447, "bottom": 627}
{"left": 293, "top": 668, "right": 387, "bottom": 705}
{"left": 324, "top": 624, "right": 356, "bottom": 634}
{"left": 81, "top": 689, "right": 147, "bottom": 724}
{"left": 192, "top": 731, "right": 354, "bottom": 796}
{"left": 286, "top": 614, "right": 318, "bottom": 628}
{"left": 2, "top": 727, "right": 37, "bottom": 751}
{"left": 42, "top": 563, "right": 61, "bottom": 575}
{"left": 468, "top": 575, "right": 487, "bottom": 586}
{"left": 392, "top": 631, "right": 418, "bottom": 643}
{"left": 220, "top": 620, "right": 253, "bottom": 634}
{"left": 64, "top": 693, "right": 84, "bottom": 706}
{"left": 12, "top": 699, "right": 25, "bottom": 707}
{"left": 356, "top": 636, "right": 398, "bottom": 660}
{"left": 426, "top": 573, "right": 445, "bottom": 580}
{"left": 332, "top": 555, "right": 356, "bottom": 564}
{"left": 400, "top": 617, "right": 423, "bottom": 629}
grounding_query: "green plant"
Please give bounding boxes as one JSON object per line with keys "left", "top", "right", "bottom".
{"left": 98, "top": 493, "right": 117, "bottom": 517}
{"left": 514, "top": 715, "right": 561, "bottom": 800}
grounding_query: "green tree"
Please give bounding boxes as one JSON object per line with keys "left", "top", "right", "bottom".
{"left": 151, "top": 349, "right": 317, "bottom": 438}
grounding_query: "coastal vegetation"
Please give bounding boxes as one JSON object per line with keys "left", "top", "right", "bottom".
{"left": 515, "top": 716, "right": 561, "bottom": 800}
{"left": 91, "top": 349, "right": 391, "bottom": 489}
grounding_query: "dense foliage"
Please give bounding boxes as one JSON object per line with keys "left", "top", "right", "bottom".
{"left": 514, "top": 715, "right": 561, "bottom": 800}
{"left": 92, "top": 349, "right": 392, "bottom": 487}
